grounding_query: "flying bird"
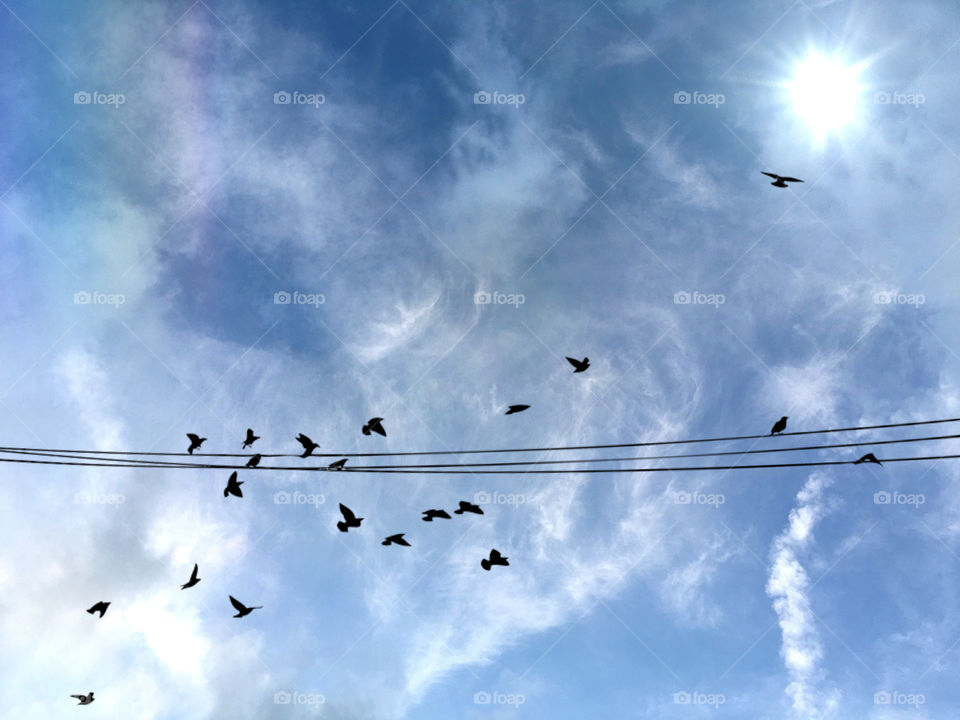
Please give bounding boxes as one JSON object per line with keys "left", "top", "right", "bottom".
{"left": 362, "top": 417, "right": 386, "bottom": 437}
{"left": 242, "top": 428, "right": 260, "bottom": 449}
{"left": 454, "top": 500, "right": 484, "bottom": 515}
{"left": 382, "top": 533, "right": 411, "bottom": 547}
{"left": 246, "top": 453, "right": 262, "bottom": 468}
{"left": 296, "top": 433, "right": 320, "bottom": 458}
{"left": 761, "top": 171, "right": 804, "bottom": 188}
{"left": 481, "top": 549, "right": 509, "bottom": 571}
{"left": 337, "top": 503, "right": 363, "bottom": 532}
{"left": 86, "top": 601, "right": 110, "bottom": 618}
{"left": 422, "top": 509, "right": 452, "bottom": 521}
{"left": 328, "top": 458, "right": 348, "bottom": 470}
{"left": 224, "top": 471, "right": 244, "bottom": 498}
{"left": 854, "top": 453, "right": 882, "bottom": 466}
{"left": 505, "top": 404, "right": 530, "bottom": 415}
{"left": 229, "top": 595, "right": 262, "bottom": 618}
{"left": 566, "top": 356, "right": 590, "bottom": 373}
{"left": 770, "top": 416, "right": 788, "bottom": 435}
{"left": 186, "top": 433, "right": 206, "bottom": 454}
{"left": 71, "top": 693, "right": 95, "bottom": 706}
{"left": 181, "top": 563, "right": 201, "bottom": 590}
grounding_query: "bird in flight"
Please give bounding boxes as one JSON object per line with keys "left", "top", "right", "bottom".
{"left": 71, "top": 692, "right": 95, "bottom": 705}
{"left": 328, "top": 458, "right": 348, "bottom": 470}
{"left": 566, "top": 356, "right": 590, "bottom": 373}
{"left": 186, "top": 433, "right": 206, "bottom": 454}
{"left": 422, "top": 509, "right": 452, "bottom": 521}
{"left": 481, "top": 549, "right": 509, "bottom": 571}
{"left": 761, "top": 171, "right": 804, "bottom": 188}
{"left": 224, "top": 471, "right": 244, "bottom": 498}
{"left": 246, "top": 453, "right": 262, "bottom": 468}
{"left": 362, "top": 417, "right": 386, "bottom": 437}
{"left": 242, "top": 428, "right": 260, "bottom": 449}
{"left": 229, "top": 595, "right": 262, "bottom": 618}
{"left": 86, "top": 601, "right": 110, "bottom": 618}
{"left": 181, "top": 563, "right": 201, "bottom": 590}
{"left": 770, "top": 416, "right": 788, "bottom": 435}
{"left": 454, "top": 500, "right": 484, "bottom": 515}
{"left": 296, "top": 433, "right": 320, "bottom": 458}
{"left": 854, "top": 453, "right": 882, "bottom": 466}
{"left": 382, "top": 533, "right": 411, "bottom": 547}
{"left": 337, "top": 503, "right": 363, "bottom": 532}
{"left": 505, "top": 404, "right": 530, "bottom": 415}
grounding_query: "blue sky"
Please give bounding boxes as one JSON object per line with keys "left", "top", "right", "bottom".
{"left": 3, "top": 0, "right": 960, "bottom": 717}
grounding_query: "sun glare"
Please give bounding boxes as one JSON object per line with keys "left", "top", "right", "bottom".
{"left": 789, "top": 54, "right": 863, "bottom": 136}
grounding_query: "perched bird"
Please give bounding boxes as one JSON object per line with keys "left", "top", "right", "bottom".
{"left": 246, "top": 453, "right": 262, "bottom": 468}
{"left": 296, "top": 433, "right": 320, "bottom": 458}
{"left": 181, "top": 563, "right": 201, "bottom": 590}
{"left": 242, "top": 428, "right": 260, "bottom": 449}
{"left": 505, "top": 404, "right": 530, "bottom": 415}
{"left": 229, "top": 595, "right": 262, "bottom": 618}
{"left": 761, "top": 171, "right": 804, "bottom": 188}
{"left": 337, "top": 503, "right": 363, "bottom": 532}
{"left": 481, "top": 549, "right": 509, "bottom": 571}
{"left": 854, "top": 453, "right": 882, "bottom": 466}
{"left": 454, "top": 500, "right": 484, "bottom": 515}
{"left": 86, "top": 601, "right": 110, "bottom": 618}
{"left": 422, "top": 509, "right": 452, "bottom": 521}
{"left": 382, "top": 533, "right": 411, "bottom": 547}
{"left": 71, "top": 692, "right": 95, "bottom": 706}
{"left": 224, "top": 471, "right": 244, "bottom": 498}
{"left": 186, "top": 433, "right": 206, "bottom": 455}
{"left": 566, "top": 356, "right": 590, "bottom": 373}
{"left": 770, "top": 416, "right": 788, "bottom": 436}
{"left": 328, "top": 458, "right": 348, "bottom": 470}
{"left": 362, "top": 417, "right": 386, "bottom": 437}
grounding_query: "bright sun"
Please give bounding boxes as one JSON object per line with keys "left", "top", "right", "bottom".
{"left": 788, "top": 54, "right": 863, "bottom": 136}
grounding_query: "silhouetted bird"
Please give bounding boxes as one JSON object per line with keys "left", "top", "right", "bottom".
{"left": 505, "top": 405, "right": 530, "bottom": 415}
{"left": 337, "top": 503, "right": 363, "bottom": 532}
{"left": 382, "top": 533, "right": 411, "bottom": 546}
{"left": 246, "top": 453, "right": 262, "bottom": 468}
{"left": 296, "top": 433, "right": 320, "bottom": 458}
{"left": 186, "top": 433, "right": 206, "bottom": 454}
{"left": 71, "top": 692, "right": 95, "bottom": 705}
{"left": 454, "top": 500, "right": 484, "bottom": 515}
{"left": 481, "top": 549, "right": 509, "bottom": 571}
{"left": 770, "top": 416, "right": 788, "bottom": 435}
{"left": 242, "top": 428, "right": 260, "bottom": 449}
{"left": 229, "top": 595, "right": 262, "bottom": 618}
{"left": 566, "top": 356, "right": 590, "bottom": 373}
{"left": 86, "top": 601, "right": 110, "bottom": 618}
{"left": 181, "top": 563, "right": 201, "bottom": 590}
{"left": 328, "top": 458, "right": 348, "bottom": 470}
{"left": 761, "top": 171, "right": 804, "bottom": 188}
{"left": 362, "top": 417, "right": 386, "bottom": 437}
{"left": 422, "top": 509, "right": 452, "bottom": 521}
{"left": 224, "top": 471, "right": 244, "bottom": 498}
{"left": 854, "top": 453, "right": 882, "bottom": 466}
